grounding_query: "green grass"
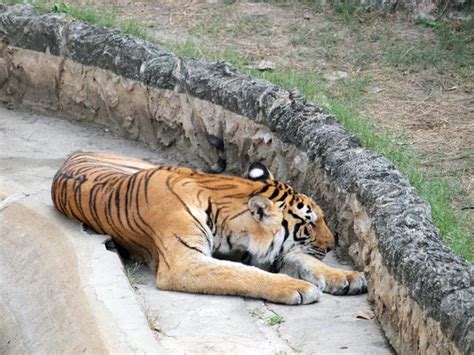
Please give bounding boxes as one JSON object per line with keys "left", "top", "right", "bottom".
{"left": 302, "top": 4, "right": 473, "bottom": 79}
{"left": 352, "top": 15, "right": 473, "bottom": 78}
{"left": 267, "top": 314, "right": 284, "bottom": 326}
{"left": 381, "top": 22, "right": 473, "bottom": 76}
{"left": 52, "top": 2, "right": 117, "bottom": 27}
{"left": 289, "top": 24, "right": 340, "bottom": 59}
{"left": 3, "top": 0, "right": 472, "bottom": 262}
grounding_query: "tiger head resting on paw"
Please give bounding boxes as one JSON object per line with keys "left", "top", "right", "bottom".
{"left": 52, "top": 152, "right": 367, "bottom": 305}
{"left": 212, "top": 161, "right": 335, "bottom": 271}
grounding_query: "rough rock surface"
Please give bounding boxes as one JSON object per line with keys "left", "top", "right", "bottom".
{"left": 0, "top": 5, "right": 472, "bottom": 354}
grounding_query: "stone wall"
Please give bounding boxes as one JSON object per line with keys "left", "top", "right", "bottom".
{"left": 0, "top": 5, "right": 472, "bottom": 354}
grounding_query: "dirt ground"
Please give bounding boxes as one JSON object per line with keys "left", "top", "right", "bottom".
{"left": 87, "top": 1, "right": 473, "bottom": 212}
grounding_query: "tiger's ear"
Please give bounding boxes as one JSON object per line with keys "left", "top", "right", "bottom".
{"left": 248, "top": 195, "right": 281, "bottom": 226}
{"left": 247, "top": 162, "right": 273, "bottom": 181}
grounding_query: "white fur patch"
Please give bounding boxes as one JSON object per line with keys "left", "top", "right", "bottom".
{"left": 249, "top": 168, "right": 264, "bottom": 179}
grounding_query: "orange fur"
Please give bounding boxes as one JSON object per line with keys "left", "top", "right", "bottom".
{"left": 51, "top": 152, "right": 366, "bottom": 304}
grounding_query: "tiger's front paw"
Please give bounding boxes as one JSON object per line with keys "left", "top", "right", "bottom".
{"left": 272, "top": 278, "right": 322, "bottom": 305}
{"left": 324, "top": 271, "right": 367, "bottom": 296}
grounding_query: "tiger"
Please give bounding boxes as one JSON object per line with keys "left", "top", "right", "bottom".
{"left": 51, "top": 152, "right": 367, "bottom": 305}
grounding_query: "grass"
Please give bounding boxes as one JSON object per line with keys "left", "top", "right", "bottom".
{"left": 349, "top": 13, "right": 472, "bottom": 79}
{"left": 289, "top": 24, "right": 340, "bottom": 59}
{"left": 190, "top": 8, "right": 271, "bottom": 39}
{"left": 2, "top": 0, "right": 472, "bottom": 263}
{"left": 295, "top": 4, "right": 473, "bottom": 81}
{"left": 52, "top": 2, "right": 116, "bottom": 27}
{"left": 144, "top": 304, "right": 161, "bottom": 334}
{"left": 381, "top": 22, "right": 473, "bottom": 77}
{"left": 230, "top": 14, "right": 272, "bottom": 37}
{"left": 267, "top": 314, "right": 284, "bottom": 326}
{"left": 124, "top": 262, "right": 144, "bottom": 290}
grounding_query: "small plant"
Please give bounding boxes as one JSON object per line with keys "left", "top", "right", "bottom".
{"left": 121, "top": 19, "right": 150, "bottom": 40}
{"left": 146, "top": 309, "right": 161, "bottom": 333}
{"left": 267, "top": 314, "right": 284, "bottom": 326}
{"left": 124, "top": 262, "right": 144, "bottom": 289}
{"left": 415, "top": 18, "right": 442, "bottom": 29}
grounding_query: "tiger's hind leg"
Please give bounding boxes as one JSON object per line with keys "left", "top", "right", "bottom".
{"left": 279, "top": 252, "right": 367, "bottom": 295}
{"left": 154, "top": 235, "right": 322, "bottom": 305}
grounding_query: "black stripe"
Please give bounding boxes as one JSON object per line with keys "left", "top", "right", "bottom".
{"left": 122, "top": 176, "right": 133, "bottom": 230}
{"left": 73, "top": 175, "right": 93, "bottom": 227}
{"left": 144, "top": 168, "right": 160, "bottom": 203}
{"left": 202, "top": 183, "right": 239, "bottom": 191}
{"left": 165, "top": 176, "right": 212, "bottom": 248}
{"left": 94, "top": 171, "right": 116, "bottom": 182}
{"left": 205, "top": 198, "right": 214, "bottom": 231}
{"left": 282, "top": 220, "right": 289, "bottom": 242}
{"left": 114, "top": 179, "right": 128, "bottom": 231}
{"left": 293, "top": 222, "right": 309, "bottom": 242}
{"left": 268, "top": 187, "right": 281, "bottom": 200}
{"left": 88, "top": 183, "right": 106, "bottom": 233}
{"left": 223, "top": 192, "right": 255, "bottom": 199}
{"left": 278, "top": 220, "right": 290, "bottom": 255}
{"left": 257, "top": 184, "right": 272, "bottom": 195}
{"left": 277, "top": 191, "right": 288, "bottom": 202}
{"left": 226, "top": 235, "right": 233, "bottom": 250}
{"left": 104, "top": 187, "right": 130, "bottom": 239}
{"left": 228, "top": 208, "right": 248, "bottom": 221}
{"left": 214, "top": 207, "right": 222, "bottom": 228}
{"left": 288, "top": 210, "right": 305, "bottom": 223}
{"left": 175, "top": 235, "right": 205, "bottom": 255}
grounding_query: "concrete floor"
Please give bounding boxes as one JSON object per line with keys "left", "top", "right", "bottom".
{"left": 0, "top": 107, "right": 392, "bottom": 354}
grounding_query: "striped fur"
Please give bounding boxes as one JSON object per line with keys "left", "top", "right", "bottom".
{"left": 51, "top": 152, "right": 367, "bottom": 304}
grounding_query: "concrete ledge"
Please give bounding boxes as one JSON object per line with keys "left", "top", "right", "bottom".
{"left": 0, "top": 5, "right": 472, "bottom": 354}
{"left": 0, "top": 179, "right": 162, "bottom": 354}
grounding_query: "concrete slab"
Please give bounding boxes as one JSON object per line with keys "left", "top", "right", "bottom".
{"left": 0, "top": 107, "right": 392, "bottom": 354}
{"left": 0, "top": 108, "right": 167, "bottom": 354}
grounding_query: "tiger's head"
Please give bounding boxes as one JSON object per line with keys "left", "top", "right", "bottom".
{"left": 244, "top": 162, "right": 335, "bottom": 262}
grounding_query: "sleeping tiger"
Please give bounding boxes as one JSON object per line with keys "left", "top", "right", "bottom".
{"left": 51, "top": 152, "right": 367, "bottom": 304}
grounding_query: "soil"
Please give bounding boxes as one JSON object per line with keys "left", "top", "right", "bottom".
{"left": 86, "top": 0, "right": 473, "bottom": 210}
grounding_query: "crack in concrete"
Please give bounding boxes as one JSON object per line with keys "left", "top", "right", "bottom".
{"left": 263, "top": 301, "right": 304, "bottom": 353}
{"left": 242, "top": 299, "right": 298, "bottom": 353}
{"left": 0, "top": 193, "right": 29, "bottom": 212}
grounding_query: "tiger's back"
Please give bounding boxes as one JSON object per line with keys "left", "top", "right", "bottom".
{"left": 52, "top": 152, "right": 269, "bottom": 268}
{"left": 52, "top": 152, "right": 164, "bottom": 267}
